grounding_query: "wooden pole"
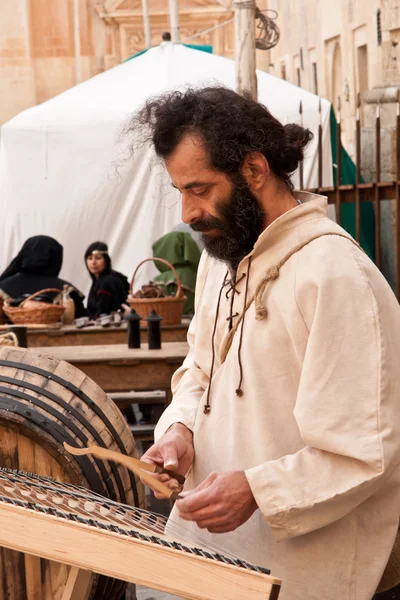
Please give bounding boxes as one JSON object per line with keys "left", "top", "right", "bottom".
{"left": 73, "top": 0, "right": 81, "bottom": 84}
{"left": 61, "top": 567, "right": 93, "bottom": 600}
{"left": 142, "top": 0, "right": 151, "bottom": 49}
{"left": 169, "top": 0, "right": 180, "bottom": 43}
{"left": 234, "top": 0, "right": 257, "bottom": 99}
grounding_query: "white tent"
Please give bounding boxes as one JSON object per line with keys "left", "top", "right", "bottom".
{"left": 0, "top": 43, "right": 333, "bottom": 294}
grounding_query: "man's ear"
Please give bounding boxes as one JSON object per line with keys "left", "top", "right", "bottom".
{"left": 240, "top": 152, "right": 270, "bottom": 191}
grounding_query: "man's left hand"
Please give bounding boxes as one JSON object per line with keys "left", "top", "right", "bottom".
{"left": 176, "top": 471, "right": 257, "bottom": 534}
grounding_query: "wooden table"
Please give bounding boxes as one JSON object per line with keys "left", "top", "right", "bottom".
{"left": 26, "top": 320, "right": 190, "bottom": 347}
{"left": 31, "top": 343, "right": 189, "bottom": 400}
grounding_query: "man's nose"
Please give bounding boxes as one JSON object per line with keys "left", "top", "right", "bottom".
{"left": 181, "top": 196, "right": 202, "bottom": 225}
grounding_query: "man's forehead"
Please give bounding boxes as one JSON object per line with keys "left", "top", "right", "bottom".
{"left": 165, "top": 134, "right": 211, "bottom": 177}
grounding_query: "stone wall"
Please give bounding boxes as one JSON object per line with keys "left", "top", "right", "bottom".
{"left": 0, "top": 0, "right": 36, "bottom": 123}
{"left": 266, "top": 0, "right": 392, "bottom": 160}
{"left": 0, "top": 0, "right": 123, "bottom": 124}
{"left": 0, "top": 0, "right": 275, "bottom": 125}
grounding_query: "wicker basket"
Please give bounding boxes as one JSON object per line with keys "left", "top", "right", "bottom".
{"left": 3, "top": 288, "right": 65, "bottom": 325}
{"left": 127, "top": 258, "right": 186, "bottom": 325}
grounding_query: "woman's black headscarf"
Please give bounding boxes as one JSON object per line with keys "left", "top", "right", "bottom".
{"left": 0, "top": 235, "right": 86, "bottom": 317}
{"left": 85, "top": 241, "right": 129, "bottom": 318}
{"left": 0, "top": 235, "right": 63, "bottom": 281}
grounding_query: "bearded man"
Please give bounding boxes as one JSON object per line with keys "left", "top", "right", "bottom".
{"left": 132, "top": 87, "right": 400, "bottom": 600}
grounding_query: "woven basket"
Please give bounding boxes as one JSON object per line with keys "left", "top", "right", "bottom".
{"left": 3, "top": 288, "right": 65, "bottom": 325}
{"left": 127, "top": 258, "right": 186, "bottom": 325}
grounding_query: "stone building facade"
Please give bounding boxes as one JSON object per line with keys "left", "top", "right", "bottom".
{"left": 0, "top": 0, "right": 241, "bottom": 125}
{"left": 266, "top": 0, "right": 400, "bottom": 289}
{"left": 3, "top": 0, "right": 398, "bottom": 152}
{"left": 266, "top": 0, "right": 400, "bottom": 160}
{"left": 0, "top": 0, "right": 279, "bottom": 125}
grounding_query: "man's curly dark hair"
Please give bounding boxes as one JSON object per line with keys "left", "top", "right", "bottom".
{"left": 126, "top": 86, "right": 313, "bottom": 190}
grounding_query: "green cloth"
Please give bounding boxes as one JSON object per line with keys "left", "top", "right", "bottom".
{"left": 330, "top": 108, "right": 375, "bottom": 260}
{"left": 125, "top": 44, "right": 213, "bottom": 63}
{"left": 152, "top": 232, "right": 201, "bottom": 315}
{"left": 182, "top": 44, "right": 213, "bottom": 54}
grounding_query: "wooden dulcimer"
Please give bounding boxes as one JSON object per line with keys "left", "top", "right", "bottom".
{"left": 0, "top": 468, "right": 281, "bottom": 600}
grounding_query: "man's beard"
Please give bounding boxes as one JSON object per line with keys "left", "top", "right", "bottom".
{"left": 190, "top": 177, "right": 265, "bottom": 271}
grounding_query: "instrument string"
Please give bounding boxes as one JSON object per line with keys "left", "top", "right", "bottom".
{"left": 0, "top": 469, "right": 261, "bottom": 572}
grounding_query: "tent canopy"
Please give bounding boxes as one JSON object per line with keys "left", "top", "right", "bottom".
{"left": 0, "top": 43, "right": 333, "bottom": 295}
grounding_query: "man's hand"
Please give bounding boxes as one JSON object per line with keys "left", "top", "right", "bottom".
{"left": 176, "top": 471, "right": 257, "bottom": 533}
{"left": 141, "top": 423, "right": 194, "bottom": 499}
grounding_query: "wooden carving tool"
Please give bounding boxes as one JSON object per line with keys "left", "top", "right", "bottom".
{"left": 63, "top": 442, "right": 185, "bottom": 483}
{"left": 63, "top": 442, "right": 182, "bottom": 500}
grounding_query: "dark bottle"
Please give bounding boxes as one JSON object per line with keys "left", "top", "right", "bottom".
{"left": 146, "top": 310, "right": 163, "bottom": 350}
{"left": 125, "top": 309, "right": 141, "bottom": 349}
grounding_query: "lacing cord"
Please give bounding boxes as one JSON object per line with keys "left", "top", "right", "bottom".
{"left": 219, "top": 232, "right": 362, "bottom": 365}
{"left": 203, "top": 271, "right": 229, "bottom": 414}
{"left": 203, "top": 232, "right": 361, "bottom": 413}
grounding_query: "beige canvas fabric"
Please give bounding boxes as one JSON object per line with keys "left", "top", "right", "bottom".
{"left": 155, "top": 192, "right": 400, "bottom": 600}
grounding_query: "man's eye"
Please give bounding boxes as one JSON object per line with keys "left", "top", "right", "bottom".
{"left": 195, "top": 188, "right": 208, "bottom": 197}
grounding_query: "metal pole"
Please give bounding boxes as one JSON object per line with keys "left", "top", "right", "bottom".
{"left": 299, "top": 101, "right": 304, "bottom": 190}
{"left": 318, "top": 97, "right": 323, "bottom": 189}
{"left": 169, "top": 0, "right": 180, "bottom": 43}
{"left": 355, "top": 92, "right": 361, "bottom": 243}
{"left": 375, "top": 102, "right": 381, "bottom": 269}
{"left": 142, "top": 0, "right": 151, "bottom": 49}
{"left": 335, "top": 96, "right": 342, "bottom": 225}
{"left": 73, "top": 0, "right": 81, "bottom": 84}
{"left": 234, "top": 0, "right": 257, "bottom": 99}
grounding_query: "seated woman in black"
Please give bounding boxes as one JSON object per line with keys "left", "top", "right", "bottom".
{"left": 85, "top": 242, "right": 129, "bottom": 319}
{"left": 0, "top": 235, "right": 86, "bottom": 317}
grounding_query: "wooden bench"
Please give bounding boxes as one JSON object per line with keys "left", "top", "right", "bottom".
{"left": 30, "top": 342, "right": 188, "bottom": 395}
{"left": 25, "top": 319, "right": 191, "bottom": 347}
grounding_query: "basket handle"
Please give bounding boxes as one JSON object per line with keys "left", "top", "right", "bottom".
{"left": 20, "top": 288, "right": 64, "bottom": 308}
{"left": 129, "top": 258, "right": 183, "bottom": 299}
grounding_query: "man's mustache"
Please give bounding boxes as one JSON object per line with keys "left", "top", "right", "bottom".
{"left": 190, "top": 217, "right": 224, "bottom": 233}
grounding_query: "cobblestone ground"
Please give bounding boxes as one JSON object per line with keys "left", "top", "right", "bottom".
{"left": 135, "top": 585, "right": 182, "bottom": 599}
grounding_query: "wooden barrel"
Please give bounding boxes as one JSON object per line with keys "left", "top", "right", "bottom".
{"left": 0, "top": 346, "right": 145, "bottom": 600}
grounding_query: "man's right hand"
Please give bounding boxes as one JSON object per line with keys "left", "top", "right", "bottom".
{"left": 141, "top": 423, "right": 194, "bottom": 499}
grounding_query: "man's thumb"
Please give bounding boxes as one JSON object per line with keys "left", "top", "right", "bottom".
{"left": 163, "top": 452, "right": 179, "bottom": 470}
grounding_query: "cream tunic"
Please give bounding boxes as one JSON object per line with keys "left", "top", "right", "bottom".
{"left": 155, "top": 192, "right": 400, "bottom": 600}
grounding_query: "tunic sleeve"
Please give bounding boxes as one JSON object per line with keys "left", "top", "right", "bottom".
{"left": 154, "top": 252, "right": 210, "bottom": 439}
{"left": 245, "top": 241, "right": 400, "bottom": 541}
